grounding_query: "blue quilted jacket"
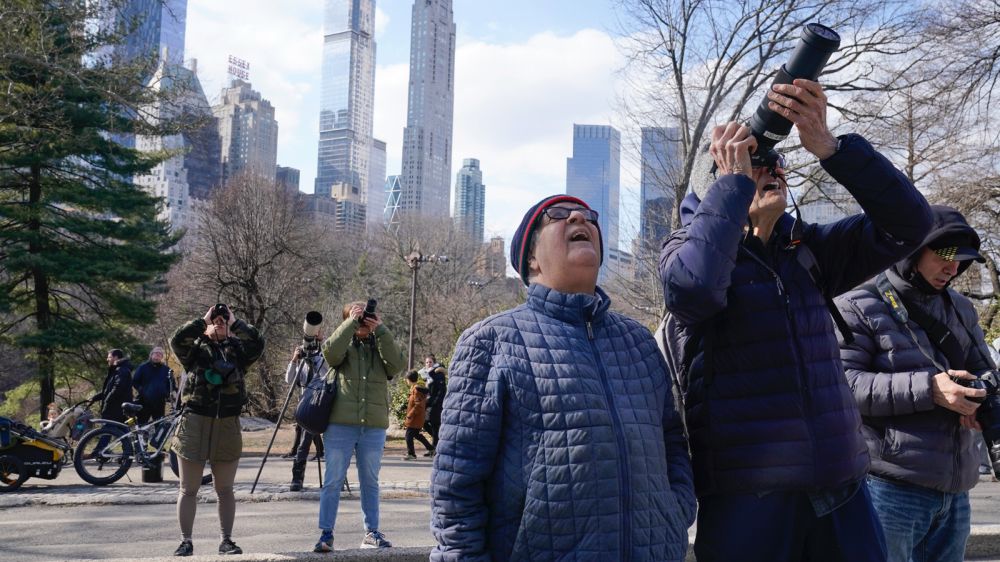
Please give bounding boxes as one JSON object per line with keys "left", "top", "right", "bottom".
{"left": 659, "top": 134, "right": 932, "bottom": 497}
{"left": 430, "top": 284, "right": 696, "bottom": 562}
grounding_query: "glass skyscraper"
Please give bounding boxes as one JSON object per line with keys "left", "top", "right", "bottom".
{"left": 116, "top": 0, "right": 186, "bottom": 67}
{"left": 315, "top": 0, "right": 376, "bottom": 202}
{"left": 399, "top": 0, "right": 456, "bottom": 218}
{"left": 566, "top": 124, "right": 621, "bottom": 253}
{"left": 453, "top": 158, "right": 485, "bottom": 242}
{"left": 640, "top": 127, "right": 681, "bottom": 253}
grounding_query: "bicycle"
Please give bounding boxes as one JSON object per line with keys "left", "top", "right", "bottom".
{"left": 74, "top": 402, "right": 211, "bottom": 486}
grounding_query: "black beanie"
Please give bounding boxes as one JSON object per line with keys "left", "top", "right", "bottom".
{"left": 509, "top": 194, "right": 603, "bottom": 286}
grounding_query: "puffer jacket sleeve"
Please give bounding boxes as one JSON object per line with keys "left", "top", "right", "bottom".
{"left": 430, "top": 324, "right": 505, "bottom": 562}
{"left": 659, "top": 174, "right": 756, "bottom": 325}
{"left": 661, "top": 379, "right": 696, "bottom": 525}
{"left": 836, "top": 293, "right": 935, "bottom": 416}
{"left": 171, "top": 319, "right": 207, "bottom": 372}
{"left": 373, "top": 324, "right": 405, "bottom": 380}
{"left": 806, "top": 134, "right": 932, "bottom": 296}
{"left": 323, "top": 317, "right": 358, "bottom": 369}
{"left": 231, "top": 319, "right": 264, "bottom": 369}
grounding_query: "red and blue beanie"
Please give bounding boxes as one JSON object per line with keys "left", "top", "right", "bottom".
{"left": 509, "top": 194, "right": 603, "bottom": 286}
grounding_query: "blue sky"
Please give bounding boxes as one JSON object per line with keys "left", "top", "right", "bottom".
{"left": 185, "top": 0, "right": 639, "bottom": 248}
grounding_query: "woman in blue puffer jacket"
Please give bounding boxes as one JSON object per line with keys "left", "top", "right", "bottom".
{"left": 430, "top": 195, "right": 696, "bottom": 562}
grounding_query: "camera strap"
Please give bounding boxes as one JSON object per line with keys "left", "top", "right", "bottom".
{"left": 866, "top": 273, "right": 963, "bottom": 373}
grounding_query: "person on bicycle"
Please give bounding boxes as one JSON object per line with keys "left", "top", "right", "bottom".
{"left": 169, "top": 304, "right": 264, "bottom": 557}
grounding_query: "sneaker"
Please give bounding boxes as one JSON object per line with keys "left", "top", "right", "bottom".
{"left": 422, "top": 449, "right": 435, "bottom": 457}
{"left": 173, "top": 540, "right": 193, "bottom": 557}
{"left": 361, "top": 529, "right": 392, "bottom": 549}
{"left": 313, "top": 530, "right": 333, "bottom": 553}
{"left": 218, "top": 538, "right": 242, "bottom": 555}
{"left": 980, "top": 465, "right": 993, "bottom": 476}
{"left": 402, "top": 454, "right": 417, "bottom": 461}
{"left": 280, "top": 452, "right": 295, "bottom": 459}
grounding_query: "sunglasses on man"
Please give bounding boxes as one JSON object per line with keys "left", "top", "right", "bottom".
{"left": 541, "top": 206, "right": 600, "bottom": 224}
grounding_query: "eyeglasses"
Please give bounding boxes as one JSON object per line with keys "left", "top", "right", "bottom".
{"left": 542, "top": 206, "right": 599, "bottom": 224}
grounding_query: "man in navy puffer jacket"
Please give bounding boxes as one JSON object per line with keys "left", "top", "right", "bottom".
{"left": 660, "top": 79, "right": 932, "bottom": 561}
{"left": 431, "top": 195, "right": 695, "bottom": 561}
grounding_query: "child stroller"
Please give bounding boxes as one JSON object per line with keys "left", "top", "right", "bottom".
{"left": 0, "top": 400, "right": 95, "bottom": 492}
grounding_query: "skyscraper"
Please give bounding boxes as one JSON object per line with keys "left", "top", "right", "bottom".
{"left": 453, "top": 158, "right": 485, "bottom": 242}
{"left": 385, "top": 174, "right": 402, "bottom": 229}
{"left": 640, "top": 127, "right": 681, "bottom": 254}
{"left": 116, "top": 0, "right": 187, "bottom": 68}
{"left": 276, "top": 166, "right": 300, "bottom": 192}
{"left": 566, "top": 124, "right": 620, "bottom": 253}
{"left": 367, "top": 139, "right": 387, "bottom": 226}
{"left": 399, "top": 0, "right": 456, "bottom": 218}
{"left": 314, "top": 0, "right": 376, "bottom": 205}
{"left": 213, "top": 79, "right": 278, "bottom": 184}
{"left": 135, "top": 58, "right": 221, "bottom": 234}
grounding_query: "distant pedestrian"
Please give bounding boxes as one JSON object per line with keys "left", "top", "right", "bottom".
{"left": 95, "top": 349, "right": 132, "bottom": 423}
{"left": 403, "top": 370, "right": 434, "bottom": 460}
{"left": 421, "top": 355, "right": 447, "bottom": 449}
{"left": 131, "top": 346, "right": 172, "bottom": 424}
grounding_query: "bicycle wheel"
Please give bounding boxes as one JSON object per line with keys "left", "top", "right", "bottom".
{"left": 74, "top": 427, "right": 133, "bottom": 485}
{"left": 0, "top": 454, "right": 28, "bottom": 492}
{"left": 168, "top": 450, "right": 213, "bottom": 486}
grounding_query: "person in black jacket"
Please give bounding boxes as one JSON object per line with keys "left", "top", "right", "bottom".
{"left": 132, "top": 346, "right": 172, "bottom": 424}
{"left": 420, "top": 354, "right": 446, "bottom": 450}
{"left": 836, "top": 206, "right": 995, "bottom": 562}
{"left": 95, "top": 349, "right": 133, "bottom": 423}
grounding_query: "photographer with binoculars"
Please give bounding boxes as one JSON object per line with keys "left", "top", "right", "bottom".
{"left": 283, "top": 311, "right": 327, "bottom": 491}
{"left": 835, "top": 205, "right": 998, "bottom": 562}
{"left": 659, "top": 23, "right": 932, "bottom": 562}
{"left": 169, "top": 304, "right": 264, "bottom": 557}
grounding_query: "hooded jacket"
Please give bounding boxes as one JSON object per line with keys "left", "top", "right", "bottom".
{"left": 425, "top": 366, "right": 447, "bottom": 425}
{"left": 100, "top": 359, "right": 134, "bottom": 421}
{"left": 405, "top": 379, "right": 430, "bottom": 430}
{"left": 430, "top": 284, "right": 695, "bottom": 562}
{"left": 835, "top": 206, "right": 996, "bottom": 492}
{"left": 659, "top": 133, "right": 932, "bottom": 496}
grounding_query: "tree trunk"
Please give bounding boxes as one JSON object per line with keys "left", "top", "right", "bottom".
{"left": 28, "top": 163, "right": 54, "bottom": 422}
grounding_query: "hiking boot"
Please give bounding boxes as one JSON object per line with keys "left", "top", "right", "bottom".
{"left": 218, "top": 538, "right": 242, "bottom": 555}
{"left": 314, "top": 530, "right": 333, "bottom": 553}
{"left": 173, "top": 540, "right": 193, "bottom": 557}
{"left": 361, "top": 529, "right": 392, "bottom": 549}
{"left": 402, "top": 454, "right": 417, "bottom": 461}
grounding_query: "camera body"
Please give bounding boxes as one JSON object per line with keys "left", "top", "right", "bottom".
{"left": 957, "top": 371, "right": 1000, "bottom": 478}
{"left": 363, "top": 298, "right": 378, "bottom": 320}
{"left": 210, "top": 303, "right": 230, "bottom": 322}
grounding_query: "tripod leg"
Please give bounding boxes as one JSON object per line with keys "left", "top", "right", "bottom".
{"left": 250, "top": 382, "right": 296, "bottom": 494}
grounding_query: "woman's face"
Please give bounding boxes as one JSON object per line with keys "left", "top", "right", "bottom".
{"left": 208, "top": 315, "right": 228, "bottom": 339}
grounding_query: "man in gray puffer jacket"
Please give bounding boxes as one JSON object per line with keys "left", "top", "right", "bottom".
{"left": 835, "top": 205, "right": 997, "bottom": 562}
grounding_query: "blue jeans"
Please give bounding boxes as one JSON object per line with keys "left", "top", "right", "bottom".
{"left": 318, "top": 424, "right": 386, "bottom": 533}
{"left": 867, "top": 475, "right": 970, "bottom": 562}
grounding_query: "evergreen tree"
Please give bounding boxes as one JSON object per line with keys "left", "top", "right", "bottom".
{"left": 0, "top": 1, "right": 187, "bottom": 421}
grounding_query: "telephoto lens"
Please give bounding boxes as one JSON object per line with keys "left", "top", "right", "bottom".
{"left": 748, "top": 23, "right": 841, "bottom": 166}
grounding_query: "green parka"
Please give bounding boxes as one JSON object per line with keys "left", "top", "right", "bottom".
{"left": 322, "top": 317, "right": 405, "bottom": 429}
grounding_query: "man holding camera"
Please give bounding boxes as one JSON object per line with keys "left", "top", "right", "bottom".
{"left": 835, "top": 205, "right": 996, "bottom": 562}
{"left": 284, "top": 335, "right": 328, "bottom": 491}
{"left": 659, "top": 77, "right": 932, "bottom": 561}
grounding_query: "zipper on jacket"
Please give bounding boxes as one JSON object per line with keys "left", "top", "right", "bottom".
{"left": 586, "top": 320, "right": 631, "bottom": 561}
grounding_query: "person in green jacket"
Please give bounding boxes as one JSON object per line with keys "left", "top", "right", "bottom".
{"left": 313, "top": 301, "right": 405, "bottom": 553}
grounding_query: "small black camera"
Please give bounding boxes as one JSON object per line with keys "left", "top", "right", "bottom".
{"left": 363, "top": 298, "right": 378, "bottom": 320}
{"left": 957, "top": 371, "right": 1000, "bottom": 478}
{"left": 210, "top": 303, "right": 230, "bottom": 321}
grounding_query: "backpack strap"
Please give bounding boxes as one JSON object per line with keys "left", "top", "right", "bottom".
{"left": 794, "top": 243, "right": 855, "bottom": 345}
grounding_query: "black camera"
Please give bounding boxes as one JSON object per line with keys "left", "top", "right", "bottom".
{"left": 748, "top": 23, "right": 841, "bottom": 167}
{"left": 363, "top": 298, "right": 378, "bottom": 320}
{"left": 957, "top": 371, "right": 1000, "bottom": 478}
{"left": 210, "top": 303, "right": 230, "bottom": 321}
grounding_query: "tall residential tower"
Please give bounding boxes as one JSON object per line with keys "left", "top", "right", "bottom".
{"left": 314, "top": 0, "right": 377, "bottom": 207}
{"left": 639, "top": 127, "right": 681, "bottom": 254}
{"left": 453, "top": 158, "right": 485, "bottom": 242}
{"left": 399, "top": 0, "right": 456, "bottom": 218}
{"left": 212, "top": 80, "right": 278, "bottom": 184}
{"left": 566, "top": 124, "right": 620, "bottom": 253}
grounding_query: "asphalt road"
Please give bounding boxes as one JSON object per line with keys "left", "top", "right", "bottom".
{"left": 1, "top": 498, "right": 435, "bottom": 561}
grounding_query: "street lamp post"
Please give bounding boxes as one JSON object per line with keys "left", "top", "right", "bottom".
{"left": 404, "top": 251, "right": 449, "bottom": 370}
